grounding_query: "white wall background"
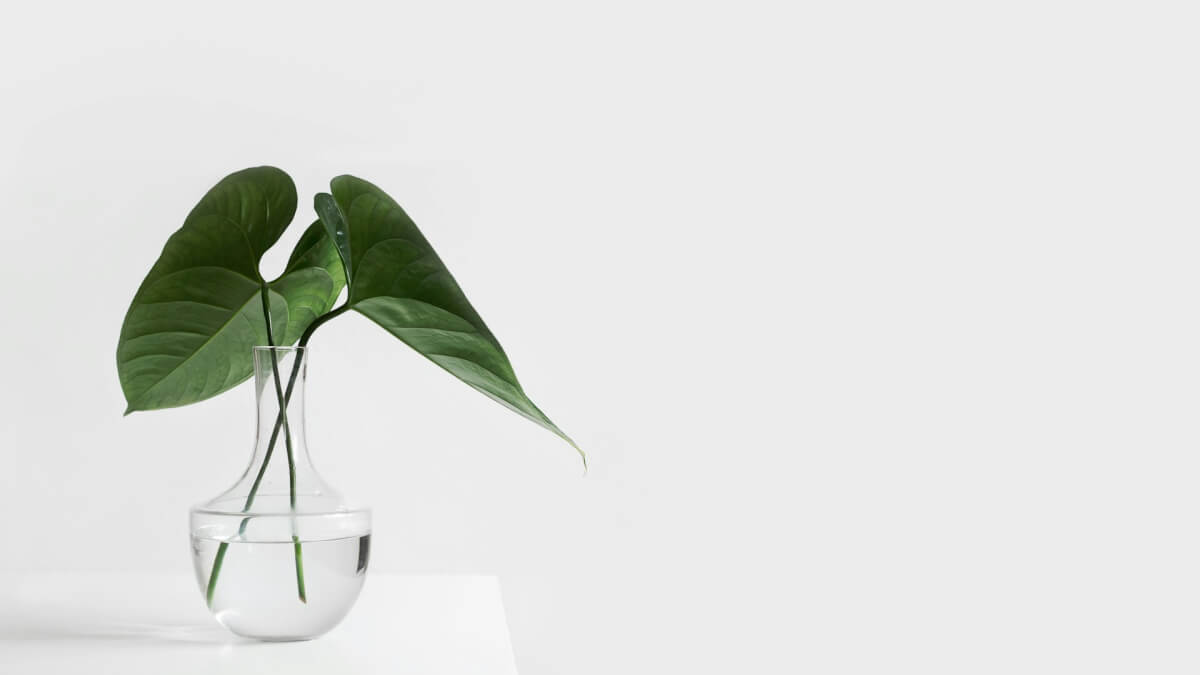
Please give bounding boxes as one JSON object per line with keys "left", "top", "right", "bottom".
{"left": 1, "top": 1, "right": 1197, "bottom": 672}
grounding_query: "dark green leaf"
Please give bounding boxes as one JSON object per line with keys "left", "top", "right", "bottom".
{"left": 313, "top": 193, "right": 352, "bottom": 291}
{"left": 329, "top": 175, "right": 583, "bottom": 464}
{"left": 117, "top": 168, "right": 343, "bottom": 413}
{"left": 270, "top": 221, "right": 346, "bottom": 345}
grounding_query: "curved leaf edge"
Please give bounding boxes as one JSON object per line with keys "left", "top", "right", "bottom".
{"left": 351, "top": 305, "right": 585, "bottom": 468}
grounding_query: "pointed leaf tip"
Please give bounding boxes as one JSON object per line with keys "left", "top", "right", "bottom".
{"left": 329, "top": 177, "right": 583, "bottom": 465}
{"left": 562, "top": 435, "right": 587, "bottom": 472}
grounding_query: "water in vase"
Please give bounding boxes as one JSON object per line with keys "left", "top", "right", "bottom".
{"left": 189, "top": 347, "right": 371, "bottom": 640}
{"left": 191, "top": 533, "right": 370, "bottom": 640}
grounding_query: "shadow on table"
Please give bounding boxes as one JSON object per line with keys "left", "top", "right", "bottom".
{"left": 0, "top": 616, "right": 240, "bottom": 646}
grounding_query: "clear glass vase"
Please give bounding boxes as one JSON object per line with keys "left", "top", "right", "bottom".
{"left": 189, "top": 346, "right": 371, "bottom": 641}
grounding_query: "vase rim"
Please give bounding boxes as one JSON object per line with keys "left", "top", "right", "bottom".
{"left": 252, "top": 345, "right": 305, "bottom": 352}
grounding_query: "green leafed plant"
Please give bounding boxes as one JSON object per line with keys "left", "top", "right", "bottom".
{"left": 117, "top": 167, "right": 344, "bottom": 412}
{"left": 118, "top": 166, "right": 581, "bottom": 606}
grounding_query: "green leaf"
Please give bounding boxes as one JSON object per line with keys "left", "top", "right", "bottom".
{"left": 313, "top": 193, "right": 352, "bottom": 290}
{"left": 270, "top": 221, "right": 346, "bottom": 345}
{"left": 117, "top": 168, "right": 343, "bottom": 413}
{"left": 329, "top": 175, "right": 583, "bottom": 465}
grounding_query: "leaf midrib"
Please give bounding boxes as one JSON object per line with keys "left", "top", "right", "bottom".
{"left": 353, "top": 303, "right": 519, "bottom": 389}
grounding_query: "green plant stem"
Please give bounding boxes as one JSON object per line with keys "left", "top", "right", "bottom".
{"left": 205, "top": 302, "right": 348, "bottom": 607}
{"left": 262, "top": 288, "right": 305, "bottom": 603}
{"left": 293, "top": 535, "right": 307, "bottom": 600}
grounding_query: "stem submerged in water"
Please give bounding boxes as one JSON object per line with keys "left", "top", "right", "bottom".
{"left": 260, "top": 287, "right": 306, "bottom": 603}
{"left": 265, "top": 324, "right": 306, "bottom": 603}
{"left": 293, "top": 535, "right": 307, "bottom": 600}
{"left": 204, "top": 291, "right": 344, "bottom": 607}
{"left": 205, "top": 348, "right": 306, "bottom": 607}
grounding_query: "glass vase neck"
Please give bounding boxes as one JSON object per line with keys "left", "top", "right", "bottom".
{"left": 253, "top": 345, "right": 311, "bottom": 464}
{"left": 215, "top": 346, "right": 340, "bottom": 513}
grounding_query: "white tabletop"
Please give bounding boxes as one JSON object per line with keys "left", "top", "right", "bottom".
{"left": 0, "top": 572, "right": 518, "bottom": 674}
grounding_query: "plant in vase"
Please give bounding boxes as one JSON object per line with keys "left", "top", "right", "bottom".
{"left": 116, "top": 167, "right": 581, "bottom": 641}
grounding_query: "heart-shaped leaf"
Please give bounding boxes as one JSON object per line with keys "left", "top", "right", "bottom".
{"left": 117, "top": 167, "right": 344, "bottom": 413}
{"left": 323, "top": 175, "right": 582, "bottom": 463}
